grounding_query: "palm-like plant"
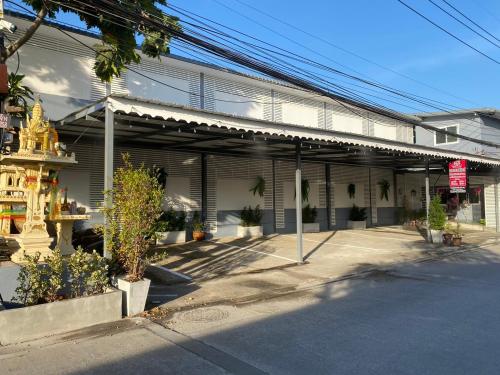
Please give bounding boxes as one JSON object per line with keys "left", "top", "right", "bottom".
{"left": 7, "top": 73, "right": 34, "bottom": 117}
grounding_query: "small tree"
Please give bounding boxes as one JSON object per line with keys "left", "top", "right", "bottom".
{"left": 428, "top": 195, "right": 446, "bottom": 230}
{"left": 103, "top": 154, "right": 164, "bottom": 281}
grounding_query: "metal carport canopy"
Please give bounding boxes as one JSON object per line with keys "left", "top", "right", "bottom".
{"left": 57, "top": 95, "right": 500, "bottom": 170}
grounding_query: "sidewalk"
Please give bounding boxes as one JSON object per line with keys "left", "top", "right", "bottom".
{"left": 0, "top": 318, "right": 265, "bottom": 375}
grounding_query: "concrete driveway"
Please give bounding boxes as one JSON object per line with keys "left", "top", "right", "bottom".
{"left": 145, "top": 227, "right": 494, "bottom": 310}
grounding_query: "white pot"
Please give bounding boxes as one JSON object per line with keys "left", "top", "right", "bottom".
{"left": 347, "top": 220, "right": 366, "bottom": 229}
{"left": 430, "top": 229, "right": 443, "bottom": 244}
{"left": 237, "top": 225, "right": 263, "bottom": 238}
{"left": 117, "top": 276, "right": 151, "bottom": 316}
{"left": 303, "top": 222, "right": 320, "bottom": 233}
{"left": 156, "top": 231, "right": 186, "bottom": 245}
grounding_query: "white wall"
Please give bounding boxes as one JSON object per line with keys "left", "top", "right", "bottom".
{"left": 216, "top": 178, "right": 265, "bottom": 210}
{"left": 332, "top": 113, "right": 363, "bottom": 134}
{"left": 214, "top": 91, "right": 264, "bottom": 119}
{"left": 283, "top": 180, "right": 320, "bottom": 209}
{"left": 334, "top": 183, "right": 365, "bottom": 208}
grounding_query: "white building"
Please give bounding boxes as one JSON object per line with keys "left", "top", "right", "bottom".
{"left": 4, "top": 12, "right": 500, "bottom": 254}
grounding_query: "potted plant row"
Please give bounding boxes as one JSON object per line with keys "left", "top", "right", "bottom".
{"left": 238, "top": 205, "right": 263, "bottom": 237}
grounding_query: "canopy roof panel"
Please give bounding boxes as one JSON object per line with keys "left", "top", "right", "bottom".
{"left": 56, "top": 95, "right": 500, "bottom": 171}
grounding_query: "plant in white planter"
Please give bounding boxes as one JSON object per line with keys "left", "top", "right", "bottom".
{"left": 428, "top": 195, "right": 446, "bottom": 244}
{"left": 102, "top": 154, "right": 164, "bottom": 316}
{"left": 347, "top": 204, "right": 367, "bottom": 229}
{"left": 238, "top": 205, "right": 263, "bottom": 237}
{"left": 302, "top": 204, "right": 319, "bottom": 233}
{"left": 153, "top": 208, "right": 186, "bottom": 245}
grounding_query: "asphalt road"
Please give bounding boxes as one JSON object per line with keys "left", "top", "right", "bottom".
{"left": 3, "top": 245, "right": 500, "bottom": 374}
{"left": 162, "top": 245, "right": 500, "bottom": 375}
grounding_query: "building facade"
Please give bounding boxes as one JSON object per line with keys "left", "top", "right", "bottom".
{"left": 4, "top": 12, "right": 500, "bottom": 238}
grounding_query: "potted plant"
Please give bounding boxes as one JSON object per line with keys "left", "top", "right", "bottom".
{"left": 192, "top": 211, "right": 205, "bottom": 241}
{"left": 154, "top": 208, "right": 186, "bottom": 245}
{"left": 443, "top": 223, "right": 453, "bottom": 246}
{"left": 5, "top": 73, "right": 34, "bottom": 116}
{"left": 452, "top": 222, "right": 463, "bottom": 246}
{"left": 237, "top": 205, "right": 263, "bottom": 237}
{"left": 347, "top": 204, "right": 367, "bottom": 229}
{"left": 302, "top": 204, "right": 319, "bottom": 233}
{"left": 428, "top": 195, "right": 446, "bottom": 244}
{"left": 102, "top": 154, "right": 164, "bottom": 316}
{"left": 479, "top": 219, "right": 486, "bottom": 231}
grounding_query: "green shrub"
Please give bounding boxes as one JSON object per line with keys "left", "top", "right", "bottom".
{"left": 13, "top": 248, "right": 109, "bottom": 306}
{"left": 429, "top": 195, "right": 447, "bottom": 230}
{"left": 302, "top": 204, "right": 317, "bottom": 223}
{"left": 153, "top": 208, "right": 186, "bottom": 232}
{"left": 349, "top": 205, "right": 367, "bottom": 221}
{"left": 240, "top": 205, "right": 263, "bottom": 226}
{"left": 68, "top": 248, "right": 109, "bottom": 298}
{"left": 102, "top": 154, "right": 164, "bottom": 281}
{"left": 14, "top": 252, "right": 48, "bottom": 306}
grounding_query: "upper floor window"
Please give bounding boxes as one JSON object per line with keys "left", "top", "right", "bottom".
{"left": 435, "top": 125, "right": 458, "bottom": 145}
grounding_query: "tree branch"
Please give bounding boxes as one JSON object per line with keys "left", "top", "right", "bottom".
{"left": 2, "top": 7, "right": 48, "bottom": 63}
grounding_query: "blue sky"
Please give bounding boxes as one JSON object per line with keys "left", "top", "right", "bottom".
{"left": 8, "top": 0, "right": 500, "bottom": 113}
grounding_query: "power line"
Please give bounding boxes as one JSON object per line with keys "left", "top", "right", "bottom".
{"left": 426, "top": 0, "right": 500, "bottom": 49}
{"left": 224, "top": 0, "right": 481, "bottom": 107}
{"left": 441, "top": 0, "right": 500, "bottom": 43}
{"left": 397, "top": 0, "right": 500, "bottom": 65}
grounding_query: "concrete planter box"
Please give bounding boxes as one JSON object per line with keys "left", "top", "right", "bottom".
{"left": 117, "top": 276, "right": 151, "bottom": 316}
{"left": 155, "top": 231, "right": 186, "bottom": 245}
{"left": 0, "top": 289, "right": 122, "bottom": 345}
{"left": 303, "top": 223, "right": 320, "bottom": 233}
{"left": 347, "top": 220, "right": 366, "bottom": 229}
{"left": 430, "top": 229, "right": 443, "bottom": 244}
{"left": 237, "top": 225, "right": 263, "bottom": 238}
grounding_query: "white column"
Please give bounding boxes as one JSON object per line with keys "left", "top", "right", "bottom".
{"left": 103, "top": 102, "right": 114, "bottom": 258}
{"left": 295, "top": 143, "right": 303, "bottom": 264}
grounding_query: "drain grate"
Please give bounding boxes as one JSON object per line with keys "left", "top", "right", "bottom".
{"left": 180, "top": 307, "right": 229, "bottom": 323}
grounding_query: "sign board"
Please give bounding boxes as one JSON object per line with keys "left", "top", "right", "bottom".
{"left": 0, "top": 113, "right": 8, "bottom": 129}
{"left": 449, "top": 159, "right": 467, "bottom": 193}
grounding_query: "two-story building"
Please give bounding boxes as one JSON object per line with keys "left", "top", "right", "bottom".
{"left": 3, "top": 11, "right": 500, "bottom": 260}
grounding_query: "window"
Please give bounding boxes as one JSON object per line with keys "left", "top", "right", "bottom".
{"left": 435, "top": 125, "right": 458, "bottom": 145}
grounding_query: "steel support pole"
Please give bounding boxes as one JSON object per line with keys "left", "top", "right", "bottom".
{"left": 325, "top": 164, "right": 331, "bottom": 230}
{"left": 103, "top": 102, "right": 114, "bottom": 259}
{"left": 425, "top": 160, "right": 431, "bottom": 242}
{"left": 201, "top": 153, "right": 207, "bottom": 222}
{"left": 295, "top": 143, "right": 303, "bottom": 264}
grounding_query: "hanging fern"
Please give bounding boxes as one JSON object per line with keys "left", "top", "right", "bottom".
{"left": 347, "top": 183, "right": 356, "bottom": 199}
{"left": 294, "top": 179, "right": 310, "bottom": 203}
{"left": 249, "top": 176, "right": 266, "bottom": 197}
{"left": 378, "top": 179, "right": 390, "bottom": 201}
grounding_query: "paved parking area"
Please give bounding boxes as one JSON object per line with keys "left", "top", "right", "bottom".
{"left": 146, "top": 226, "right": 491, "bottom": 311}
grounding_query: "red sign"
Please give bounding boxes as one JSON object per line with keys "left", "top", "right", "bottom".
{"left": 0, "top": 114, "right": 8, "bottom": 129}
{"left": 449, "top": 160, "right": 467, "bottom": 193}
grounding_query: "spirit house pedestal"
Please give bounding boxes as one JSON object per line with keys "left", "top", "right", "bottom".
{"left": 0, "top": 100, "right": 88, "bottom": 262}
